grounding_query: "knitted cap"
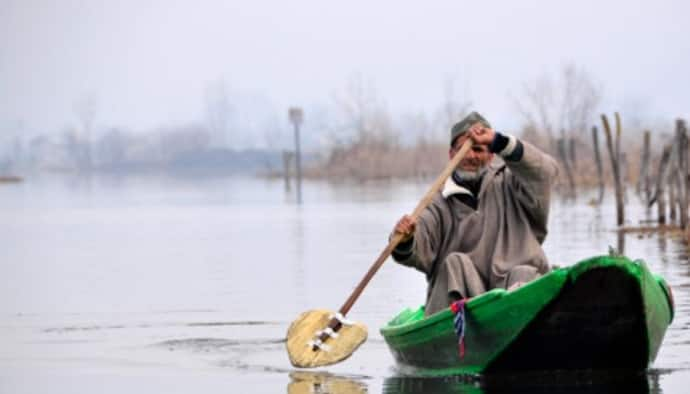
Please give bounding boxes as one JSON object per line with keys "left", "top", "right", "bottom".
{"left": 450, "top": 111, "right": 491, "bottom": 146}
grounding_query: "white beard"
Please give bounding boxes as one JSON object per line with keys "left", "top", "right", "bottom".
{"left": 454, "top": 166, "right": 488, "bottom": 182}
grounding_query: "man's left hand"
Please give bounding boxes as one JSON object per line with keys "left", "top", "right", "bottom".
{"left": 468, "top": 123, "right": 495, "bottom": 146}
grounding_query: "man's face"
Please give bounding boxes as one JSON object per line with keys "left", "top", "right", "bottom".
{"left": 449, "top": 133, "right": 494, "bottom": 172}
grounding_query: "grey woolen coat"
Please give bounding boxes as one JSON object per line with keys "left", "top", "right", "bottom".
{"left": 392, "top": 140, "right": 559, "bottom": 316}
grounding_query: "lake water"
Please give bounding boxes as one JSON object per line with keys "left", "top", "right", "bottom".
{"left": 1, "top": 174, "right": 689, "bottom": 393}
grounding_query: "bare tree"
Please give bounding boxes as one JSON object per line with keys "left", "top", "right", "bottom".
{"left": 96, "top": 128, "right": 129, "bottom": 169}
{"left": 513, "top": 64, "right": 602, "bottom": 196}
{"left": 331, "top": 73, "right": 398, "bottom": 145}
{"left": 205, "top": 79, "right": 233, "bottom": 148}
{"left": 157, "top": 124, "right": 211, "bottom": 161}
{"left": 436, "top": 76, "right": 473, "bottom": 142}
{"left": 324, "top": 74, "right": 403, "bottom": 179}
{"left": 514, "top": 63, "right": 602, "bottom": 145}
{"left": 400, "top": 111, "right": 433, "bottom": 146}
{"left": 61, "top": 128, "right": 87, "bottom": 170}
{"left": 73, "top": 94, "right": 98, "bottom": 170}
{"left": 514, "top": 73, "right": 557, "bottom": 143}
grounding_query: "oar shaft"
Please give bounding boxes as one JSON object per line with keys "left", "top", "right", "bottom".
{"left": 337, "top": 139, "right": 473, "bottom": 316}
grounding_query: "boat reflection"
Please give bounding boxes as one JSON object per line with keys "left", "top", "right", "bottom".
{"left": 382, "top": 370, "right": 658, "bottom": 394}
{"left": 286, "top": 369, "right": 657, "bottom": 394}
{"left": 383, "top": 375, "right": 482, "bottom": 394}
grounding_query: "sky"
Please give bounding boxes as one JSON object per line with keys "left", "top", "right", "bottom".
{"left": 2, "top": 0, "right": 689, "bottom": 148}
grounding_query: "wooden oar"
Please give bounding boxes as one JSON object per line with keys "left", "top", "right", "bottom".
{"left": 286, "top": 139, "right": 473, "bottom": 368}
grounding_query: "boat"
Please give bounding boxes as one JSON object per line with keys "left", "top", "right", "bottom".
{"left": 380, "top": 255, "right": 674, "bottom": 376}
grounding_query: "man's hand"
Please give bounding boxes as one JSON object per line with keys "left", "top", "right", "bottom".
{"left": 394, "top": 214, "right": 416, "bottom": 243}
{"left": 468, "top": 123, "right": 495, "bottom": 146}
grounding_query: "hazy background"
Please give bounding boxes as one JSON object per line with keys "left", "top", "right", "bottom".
{"left": 3, "top": 2, "right": 690, "bottom": 393}
{"left": 3, "top": 0, "right": 689, "bottom": 154}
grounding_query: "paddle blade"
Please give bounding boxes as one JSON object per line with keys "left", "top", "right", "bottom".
{"left": 286, "top": 309, "right": 367, "bottom": 368}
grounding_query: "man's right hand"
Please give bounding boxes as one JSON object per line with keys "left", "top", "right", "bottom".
{"left": 394, "top": 215, "right": 416, "bottom": 243}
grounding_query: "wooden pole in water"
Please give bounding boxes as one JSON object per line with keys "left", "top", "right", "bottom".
{"left": 651, "top": 144, "right": 673, "bottom": 225}
{"left": 640, "top": 131, "right": 651, "bottom": 205}
{"left": 601, "top": 113, "right": 624, "bottom": 227}
{"left": 676, "top": 119, "right": 689, "bottom": 230}
{"left": 569, "top": 137, "right": 577, "bottom": 172}
{"left": 621, "top": 152, "right": 629, "bottom": 204}
{"left": 283, "top": 151, "right": 292, "bottom": 192}
{"left": 680, "top": 119, "right": 690, "bottom": 242}
{"left": 592, "top": 126, "right": 605, "bottom": 204}
{"left": 289, "top": 107, "right": 304, "bottom": 204}
{"left": 658, "top": 188, "right": 667, "bottom": 225}
{"left": 615, "top": 114, "right": 627, "bottom": 204}
{"left": 669, "top": 171, "right": 677, "bottom": 222}
{"left": 558, "top": 137, "right": 576, "bottom": 198}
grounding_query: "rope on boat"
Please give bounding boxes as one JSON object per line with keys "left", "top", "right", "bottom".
{"left": 450, "top": 299, "right": 467, "bottom": 358}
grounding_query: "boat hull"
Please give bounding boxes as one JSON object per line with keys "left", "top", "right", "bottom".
{"left": 380, "top": 256, "right": 673, "bottom": 376}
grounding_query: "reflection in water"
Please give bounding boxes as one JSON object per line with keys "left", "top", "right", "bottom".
{"left": 383, "top": 375, "right": 481, "bottom": 394}
{"left": 383, "top": 370, "right": 657, "bottom": 394}
{"left": 286, "top": 371, "right": 658, "bottom": 394}
{"left": 288, "top": 371, "right": 367, "bottom": 394}
{"left": 2, "top": 178, "right": 689, "bottom": 393}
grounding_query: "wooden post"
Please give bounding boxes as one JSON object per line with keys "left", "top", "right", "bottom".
{"left": 592, "top": 126, "right": 605, "bottom": 204}
{"left": 676, "top": 119, "right": 688, "bottom": 230}
{"left": 621, "top": 152, "right": 629, "bottom": 204}
{"left": 283, "top": 151, "right": 293, "bottom": 191}
{"left": 615, "top": 113, "right": 622, "bottom": 164}
{"left": 569, "top": 137, "right": 577, "bottom": 172}
{"left": 601, "top": 113, "right": 624, "bottom": 227}
{"left": 669, "top": 171, "right": 677, "bottom": 222}
{"left": 639, "top": 131, "right": 651, "bottom": 205}
{"left": 557, "top": 137, "right": 576, "bottom": 198}
{"left": 289, "top": 107, "right": 304, "bottom": 204}
{"left": 658, "top": 188, "right": 667, "bottom": 225}
{"left": 651, "top": 144, "right": 673, "bottom": 224}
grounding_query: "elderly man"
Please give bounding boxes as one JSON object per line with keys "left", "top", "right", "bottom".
{"left": 392, "top": 112, "right": 558, "bottom": 316}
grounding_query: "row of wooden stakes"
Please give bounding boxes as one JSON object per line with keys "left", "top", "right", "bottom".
{"left": 559, "top": 113, "right": 689, "bottom": 237}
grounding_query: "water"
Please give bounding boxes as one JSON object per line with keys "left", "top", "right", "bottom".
{"left": 1, "top": 175, "right": 689, "bottom": 393}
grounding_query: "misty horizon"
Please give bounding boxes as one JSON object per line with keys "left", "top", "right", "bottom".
{"left": 3, "top": 0, "right": 689, "bottom": 152}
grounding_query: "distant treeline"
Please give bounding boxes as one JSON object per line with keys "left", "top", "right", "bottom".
{"left": 0, "top": 125, "right": 294, "bottom": 175}
{"left": 2, "top": 64, "right": 682, "bottom": 186}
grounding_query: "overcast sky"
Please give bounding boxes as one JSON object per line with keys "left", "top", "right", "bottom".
{"left": 2, "top": 0, "right": 689, "bottom": 147}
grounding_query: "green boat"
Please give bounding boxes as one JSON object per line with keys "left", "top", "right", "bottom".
{"left": 380, "top": 255, "right": 674, "bottom": 376}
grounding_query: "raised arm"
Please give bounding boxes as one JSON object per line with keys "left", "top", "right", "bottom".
{"left": 490, "top": 132, "right": 559, "bottom": 239}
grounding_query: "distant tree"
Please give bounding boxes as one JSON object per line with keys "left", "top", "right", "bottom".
{"left": 513, "top": 64, "right": 601, "bottom": 198}
{"left": 157, "top": 124, "right": 211, "bottom": 161}
{"left": 96, "top": 128, "right": 129, "bottom": 168}
{"left": 11, "top": 135, "right": 24, "bottom": 170}
{"left": 0, "top": 132, "right": 23, "bottom": 173}
{"left": 513, "top": 63, "right": 602, "bottom": 144}
{"left": 332, "top": 73, "right": 397, "bottom": 147}
{"left": 60, "top": 128, "right": 87, "bottom": 170}
{"left": 73, "top": 94, "right": 98, "bottom": 170}
{"left": 205, "top": 79, "right": 233, "bottom": 148}
{"left": 436, "top": 76, "right": 473, "bottom": 142}
{"left": 399, "top": 111, "right": 433, "bottom": 146}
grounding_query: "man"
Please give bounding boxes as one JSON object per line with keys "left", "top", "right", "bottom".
{"left": 392, "top": 111, "right": 558, "bottom": 316}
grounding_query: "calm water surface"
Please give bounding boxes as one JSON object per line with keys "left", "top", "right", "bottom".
{"left": 1, "top": 175, "right": 689, "bottom": 393}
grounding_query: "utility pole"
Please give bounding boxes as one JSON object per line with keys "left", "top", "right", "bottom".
{"left": 288, "top": 107, "right": 303, "bottom": 204}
